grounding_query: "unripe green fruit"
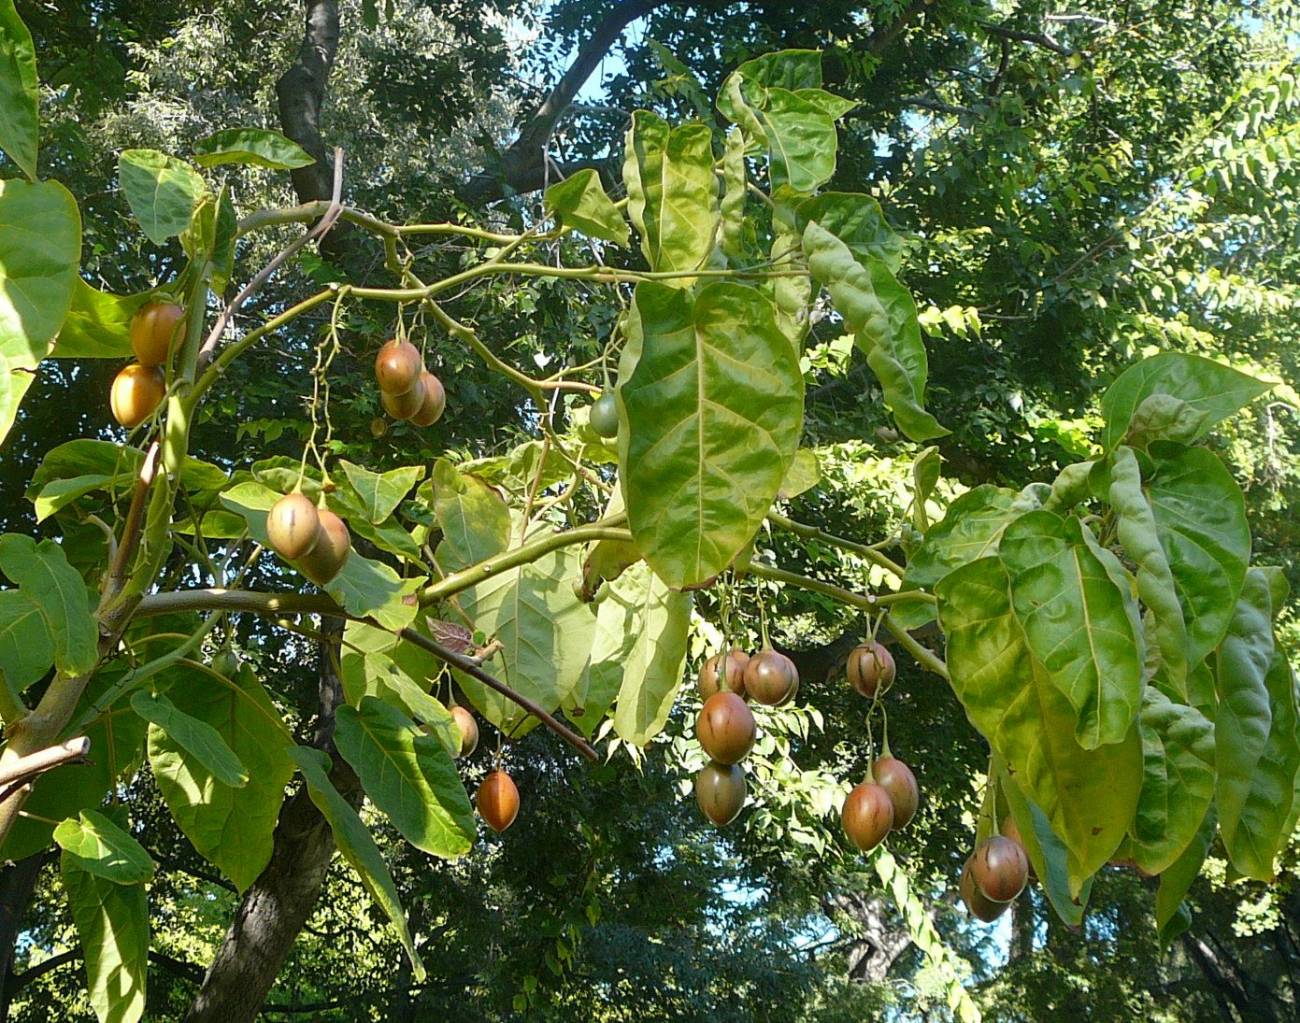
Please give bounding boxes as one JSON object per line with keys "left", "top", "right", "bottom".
{"left": 266, "top": 493, "right": 321, "bottom": 561}
{"left": 589, "top": 392, "right": 619, "bottom": 437}
{"left": 695, "top": 761, "right": 746, "bottom": 827}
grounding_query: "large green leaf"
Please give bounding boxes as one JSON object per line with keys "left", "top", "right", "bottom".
{"left": 1145, "top": 443, "right": 1250, "bottom": 665}
{"left": 0, "top": 0, "right": 38, "bottom": 179}
{"left": 131, "top": 690, "right": 248, "bottom": 787}
{"left": 937, "top": 557, "right": 1142, "bottom": 888}
{"left": 451, "top": 529, "right": 594, "bottom": 735}
{"left": 427, "top": 458, "right": 511, "bottom": 572}
{"left": 339, "top": 459, "right": 424, "bottom": 524}
{"left": 719, "top": 127, "right": 752, "bottom": 264}
{"left": 609, "top": 562, "right": 693, "bottom": 745}
{"left": 1132, "top": 689, "right": 1215, "bottom": 875}
{"left": 622, "top": 111, "right": 718, "bottom": 279}
{"left": 62, "top": 858, "right": 148, "bottom": 1023}
{"left": 147, "top": 664, "right": 293, "bottom": 891}
{"left": 191, "top": 127, "right": 314, "bottom": 169}
{"left": 117, "top": 149, "right": 207, "bottom": 246}
{"left": 334, "top": 697, "right": 475, "bottom": 858}
{"left": 0, "top": 588, "right": 52, "bottom": 691}
{"left": 797, "top": 192, "right": 904, "bottom": 273}
{"left": 904, "top": 485, "right": 1020, "bottom": 589}
{"left": 54, "top": 809, "right": 155, "bottom": 885}
{"left": 751, "top": 88, "right": 839, "bottom": 193}
{"left": 33, "top": 472, "right": 120, "bottom": 522}
{"left": 617, "top": 281, "right": 803, "bottom": 588}
{"left": 999, "top": 511, "right": 1143, "bottom": 748}
{"left": 1108, "top": 446, "right": 1189, "bottom": 696}
{"left": 802, "top": 221, "right": 947, "bottom": 441}
{"left": 1101, "top": 352, "right": 1273, "bottom": 451}
{"left": 1156, "top": 808, "right": 1215, "bottom": 948}
{"left": 544, "top": 168, "right": 628, "bottom": 246}
{"left": 288, "top": 745, "right": 425, "bottom": 980}
{"left": 0, "top": 533, "right": 97, "bottom": 675}
{"left": 0, "top": 178, "right": 81, "bottom": 445}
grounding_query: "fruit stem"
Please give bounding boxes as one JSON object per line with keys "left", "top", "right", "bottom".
{"left": 766, "top": 512, "right": 907, "bottom": 579}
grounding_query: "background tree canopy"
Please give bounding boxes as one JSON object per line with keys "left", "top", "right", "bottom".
{"left": 0, "top": 1, "right": 1298, "bottom": 1021}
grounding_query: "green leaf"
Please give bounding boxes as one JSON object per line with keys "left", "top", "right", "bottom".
{"left": 996, "top": 756, "right": 1089, "bottom": 926}
{"left": 802, "top": 221, "right": 947, "bottom": 441}
{"left": 769, "top": 205, "right": 810, "bottom": 343}
{"left": 719, "top": 127, "right": 752, "bottom": 264}
{"left": 937, "top": 557, "right": 1142, "bottom": 888}
{"left": 544, "top": 168, "right": 628, "bottom": 246}
{"left": 1108, "top": 446, "right": 1189, "bottom": 696}
{"left": 904, "top": 485, "right": 1020, "bottom": 588}
{"left": 0, "top": 0, "right": 39, "bottom": 179}
{"left": 117, "top": 149, "right": 207, "bottom": 246}
{"left": 339, "top": 460, "right": 424, "bottom": 524}
{"left": 911, "top": 446, "right": 941, "bottom": 531}
{"left": 452, "top": 529, "right": 595, "bottom": 735}
{"left": 0, "top": 588, "right": 52, "bottom": 691}
{"left": 1145, "top": 443, "right": 1250, "bottom": 666}
{"left": 999, "top": 511, "right": 1143, "bottom": 748}
{"left": 1132, "top": 689, "right": 1215, "bottom": 875}
{"left": 52, "top": 280, "right": 155, "bottom": 359}
{"left": 427, "top": 458, "right": 511, "bottom": 572}
{"left": 327, "top": 488, "right": 421, "bottom": 561}
{"left": 618, "top": 281, "right": 803, "bottom": 588}
{"left": 0, "top": 533, "right": 97, "bottom": 675}
{"left": 210, "top": 185, "right": 237, "bottom": 295}
{"left": 288, "top": 745, "right": 426, "bottom": 981}
{"left": 1100, "top": 352, "right": 1272, "bottom": 451}
{"left": 610, "top": 562, "right": 693, "bottom": 745}
{"left": 130, "top": 690, "right": 248, "bottom": 788}
{"left": 192, "top": 127, "right": 315, "bottom": 169}
{"left": 334, "top": 697, "right": 476, "bottom": 858}
{"left": 800, "top": 192, "right": 908, "bottom": 277}
{"left": 1156, "top": 808, "right": 1216, "bottom": 948}
{"left": 54, "top": 809, "right": 155, "bottom": 885}
{"left": 62, "top": 857, "right": 148, "bottom": 1023}
{"left": 719, "top": 50, "right": 824, "bottom": 102}
{"left": 751, "top": 88, "right": 839, "bottom": 193}
{"left": 622, "top": 112, "right": 718, "bottom": 280}
{"left": 779, "top": 449, "right": 821, "bottom": 501}
{"left": 146, "top": 664, "right": 293, "bottom": 891}
{"left": 0, "top": 178, "right": 81, "bottom": 445}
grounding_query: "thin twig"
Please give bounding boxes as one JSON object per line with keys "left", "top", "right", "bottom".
{"left": 102, "top": 442, "right": 161, "bottom": 604}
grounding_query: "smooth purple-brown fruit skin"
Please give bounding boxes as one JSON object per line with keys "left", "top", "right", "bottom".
{"left": 374, "top": 338, "right": 423, "bottom": 394}
{"left": 381, "top": 376, "right": 426, "bottom": 420}
{"left": 266, "top": 493, "right": 321, "bottom": 561}
{"left": 972, "top": 835, "right": 1029, "bottom": 902}
{"left": 872, "top": 756, "right": 919, "bottom": 830}
{"left": 695, "top": 691, "right": 756, "bottom": 765}
{"left": 698, "top": 649, "right": 750, "bottom": 699}
{"left": 450, "top": 705, "right": 478, "bottom": 758}
{"left": 743, "top": 649, "right": 799, "bottom": 706}
{"left": 298, "top": 508, "right": 350, "bottom": 585}
{"left": 695, "top": 761, "right": 746, "bottom": 827}
{"left": 841, "top": 781, "right": 894, "bottom": 852}
{"left": 961, "top": 858, "right": 1010, "bottom": 922}
{"left": 130, "top": 301, "right": 186, "bottom": 366}
{"left": 110, "top": 364, "right": 166, "bottom": 428}
{"left": 847, "top": 641, "right": 896, "bottom": 698}
{"left": 410, "top": 371, "right": 446, "bottom": 427}
{"left": 477, "top": 769, "right": 519, "bottom": 833}
{"left": 999, "top": 816, "right": 1036, "bottom": 879}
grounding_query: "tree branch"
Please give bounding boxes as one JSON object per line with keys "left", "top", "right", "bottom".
{"left": 978, "top": 20, "right": 1073, "bottom": 57}
{"left": 0, "top": 738, "right": 91, "bottom": 789}
{"left": 276, "top": 0, "right": 340, "bottom": 205}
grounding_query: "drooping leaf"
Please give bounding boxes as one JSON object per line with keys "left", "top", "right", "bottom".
{"left": 617, "top": 281, "right": 803, "bottom": 588}
{"left": 117, "top": 149, "right": 207, "bottom": 246}
{"left": 910, "top": 446, "right": 941, "bottom": 531}
{"left": 0, "top": 588, "right": 52, "bottom": 692}
{"left": 1145, "top": 442, "right": 1250, "bottom": 665}
{"left": 998, "top": 510, "right": 1143, "bottom": 748}
{"left": 61, "top": 858, "right": 148, "bottom": 1023}
{"left": 192, "top": 127, "right": 315, "bottom": 169}
{"left": 130, "top": 690, "right": 248, "bottom": 787}
{"left": 1156, "top": 808, "right": 1216, "bottom": 948}
{"left": 54, "top": 809, "right": 155, "bottom": 885}
{"left": 0, "top": 0, "right": 38, "bottom": 179}
{"left": 0, "top": 178, "right": 81, "bottom": 445}
{"left": 769, "top": 204, "right": 809, "bottom": 343}
{"left": 1132, "top": 688, "right": 1215, "bottom": 875}
{"left": 339, "top": 460, "right": 424, "bottom": 524}
{"left": 797, "top": 192, "right": 904, "bottom": 273}
{"left": 0, "top": 533, "right": 97, "bottom": 675}
{"left": 334, "top": 697, "right": 475, "bottom": 858}
{"left": 937, "top": 556, "right": 1142, "bottom": 889}
{"left": 544, "top": 168, "right": 629, "bottom": 246}
{"left": 146, "top": 664, "right": 293, "bottom": 891}
{"left": 622, "top": 111, "right": 718, "bottom": 280}
{"left": 750, "top": 87, "right": 839, "bottom": 192}
{"left": 719, "top": 127, "right": 752, "bottom": 263}
{"left": 288, "top": 745, "right": 426, "bottom": 981}
{"left": 426, "top": 458, "right": 511, "bottom": 572}
{"left": 1100, "top": 352, "right": 1272, "bottom": 451}
{"left": 610, "top": 563, "right": 693, "bottom": 745}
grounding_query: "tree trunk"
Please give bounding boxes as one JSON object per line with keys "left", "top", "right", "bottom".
{"left": 184, "top": 618, "right": 359, "bottom": 1023}
{"left": 0, "top": 853, "right": 48, "bottom": 1020}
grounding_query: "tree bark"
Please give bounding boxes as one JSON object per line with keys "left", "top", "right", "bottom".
{"left": 276, "top": 0, "right": 340, "bottom": 206}
{"left": 0, "top": 853, "right": 49, "bottom": 1020}
{"left": 184, "top": 618, "right": 359, "bottom": 1023}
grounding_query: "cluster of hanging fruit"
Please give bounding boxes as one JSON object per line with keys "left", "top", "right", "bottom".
{"left": 265, "top": 491, "right": 352, "bottom": 586}
{"left": 839, "top": 640, "right": 920, "bottom": 853}
{"left": 111, "top": 301, "right": 185, "bottom": 428}
{"left": 374, "top": 338, "right": 445, "bottom": 426}
{"left": 960, "top": 820, "right": 1031, "bottom": 922}
{"left": 693, "top": 647, "right": 800, "bottom": 827}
